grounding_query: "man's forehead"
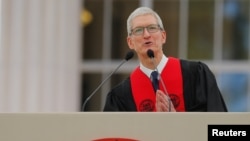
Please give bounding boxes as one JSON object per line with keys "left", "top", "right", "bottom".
{"left": 132, "top": 15, "right": 157, "bottom": 27}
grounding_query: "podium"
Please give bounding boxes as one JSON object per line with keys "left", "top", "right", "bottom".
{"left": 0, "top": 112, "right": 249, "bottom": 141}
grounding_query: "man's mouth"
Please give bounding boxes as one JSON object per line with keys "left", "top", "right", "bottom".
{"left": 144, "top": 41, "right": 153, "bottom": 46}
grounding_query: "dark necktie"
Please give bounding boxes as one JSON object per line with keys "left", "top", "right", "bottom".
{"left": 151, "top": 71, "right": 159, "bottom": 92}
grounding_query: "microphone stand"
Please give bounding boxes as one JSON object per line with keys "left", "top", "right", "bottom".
{"left": 147, "top": 49, "right": 172, "bottom": 112}
{"left": 81, "top": 51, "right": 134, "bottom": 111}
{"left": 81, "top": 60, "right": 126, "bottom": 111}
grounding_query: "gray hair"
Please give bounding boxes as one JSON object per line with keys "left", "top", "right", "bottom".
{"left": 127, "top": 7, "right": 164, "bottom": 36}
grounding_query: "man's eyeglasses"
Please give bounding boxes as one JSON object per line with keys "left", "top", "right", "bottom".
{"left": 130, "top": 24, "right": 162, "bottom": 36}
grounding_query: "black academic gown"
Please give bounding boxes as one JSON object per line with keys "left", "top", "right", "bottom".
{"left": 103, "top": 59, "right": 228, "bottom": 112}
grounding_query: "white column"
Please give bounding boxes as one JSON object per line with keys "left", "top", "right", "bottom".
{"left": 178, "top": 0, "right": 189, "bottom": 59}
{"left": 139, "top": 0, "right": 154, "bottom": 8}
{"left": 0, "top": 0, "right": 82, "bottom": 112}
{"left": 213, "top": 0, "right": 224, "bottom": 61}
{"left": 6, "top": 0, "right": 25, "bottom": 112}
{"left": 101, "top": 0, "right": 113, "bottom": 109}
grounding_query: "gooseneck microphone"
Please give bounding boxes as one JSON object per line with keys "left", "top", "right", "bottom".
{"left": 81, "top": 50, "right": 134, "bottom": 111}
{"left": 147, "top": 49, "right": 168, "bottom": 94}
{"left": 147, "top": 49, "right": 172, "bottom": 111}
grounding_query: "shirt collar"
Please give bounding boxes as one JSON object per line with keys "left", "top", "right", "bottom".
{"left": 140, "top": 55, "right": 168, "bottom": 78}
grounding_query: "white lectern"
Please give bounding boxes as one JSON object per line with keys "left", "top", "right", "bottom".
{"left": 0, "top": 112, "right": 249, "bottom": 141}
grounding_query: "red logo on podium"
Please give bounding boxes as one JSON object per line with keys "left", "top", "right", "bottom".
{"left": 92, "top": 137, "right": 138, "bottom": 141}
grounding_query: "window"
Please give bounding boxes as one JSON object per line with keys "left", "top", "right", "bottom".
{"left": 81, "top": 0, "right": 250, "bottom": 112}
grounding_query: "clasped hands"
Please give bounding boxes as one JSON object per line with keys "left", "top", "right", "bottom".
{"left": 155, "top": 90, "right": 176, "bottom": 112}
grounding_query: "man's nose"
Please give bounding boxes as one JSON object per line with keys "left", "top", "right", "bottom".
{"left": 143, "top": 28, "right": 150, "bottom": 37}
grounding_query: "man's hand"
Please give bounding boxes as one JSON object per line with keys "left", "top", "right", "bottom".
{"left": 155, "top": 90, "right": 176, "bottom": 112}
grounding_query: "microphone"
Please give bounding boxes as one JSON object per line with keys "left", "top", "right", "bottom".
{"left": 147, "top": 49, "right": 168, "bottom": 94}
{"left": 81, "top": 50, "right": 134, "bottom": 111}
{"left": 147, "top": 49, "right": 172, "bottom": 111}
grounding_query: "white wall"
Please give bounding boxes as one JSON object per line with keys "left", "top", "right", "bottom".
{"left": 0, "top": 0, "right": 82, "bottom": 112}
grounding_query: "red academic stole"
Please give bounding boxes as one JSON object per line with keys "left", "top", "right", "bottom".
{"left": 130, "top": 57, "right": 186, "bottom": 112}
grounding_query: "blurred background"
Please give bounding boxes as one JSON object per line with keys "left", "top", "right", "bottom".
{"left": 1, "top": 0, "right": 250, "bottom": 112}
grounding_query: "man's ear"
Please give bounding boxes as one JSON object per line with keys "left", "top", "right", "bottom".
{"left": 162, "top": 31, "right": 167, "bottom": 44}
{"left": 127, "top": 36, "right": 134, "bottom": 49}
